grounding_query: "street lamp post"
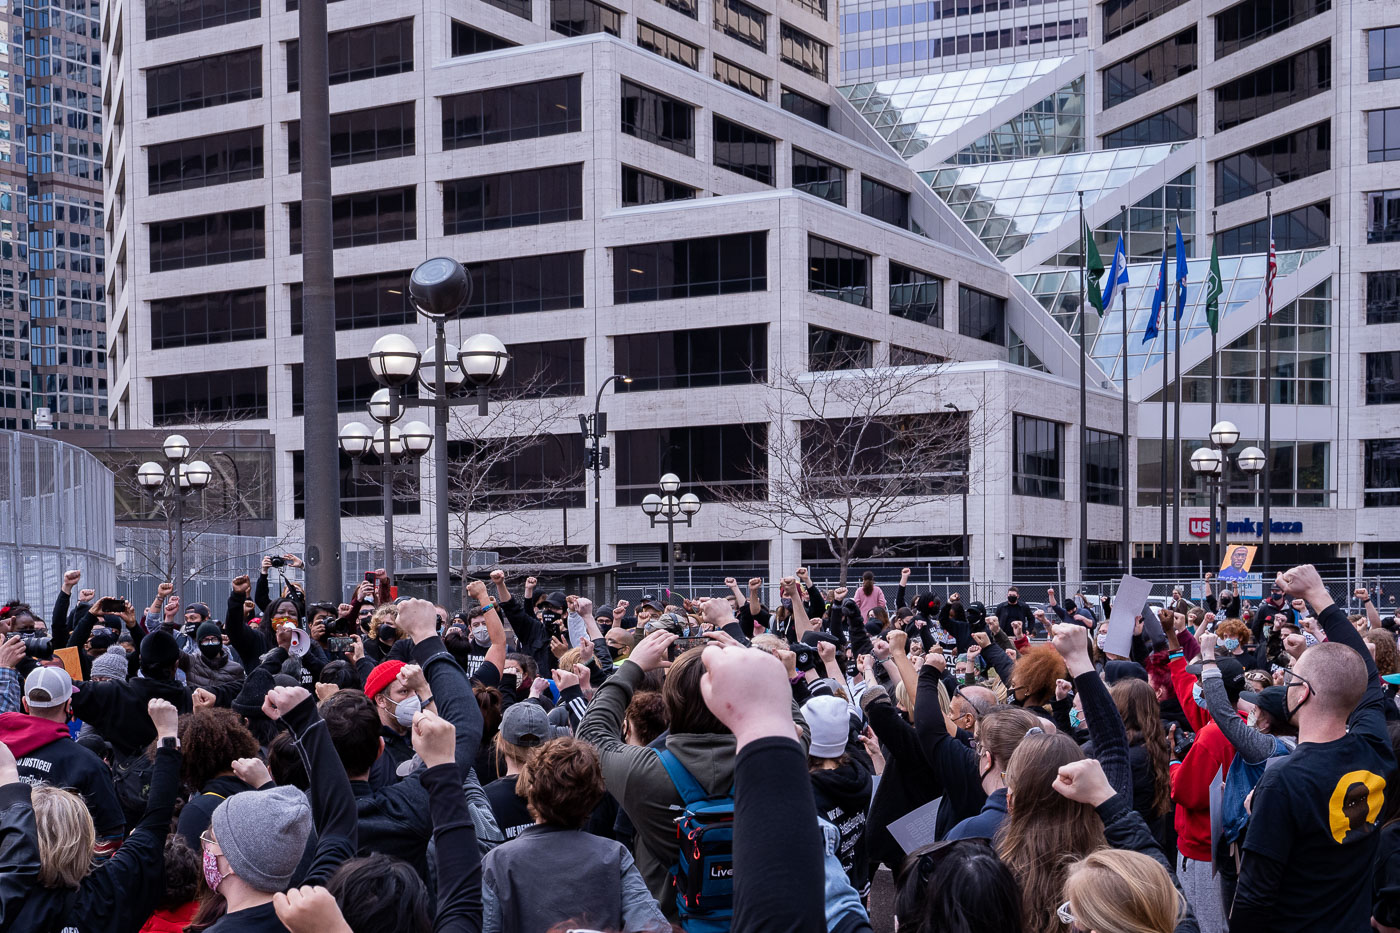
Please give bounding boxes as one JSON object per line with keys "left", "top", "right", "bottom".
{"left": 137, "top": 434, "right": 212, "bottom": 607}
{"left": 338, "top": 416, "right": 432, "bottom": 580}
{"left": 1189, "top": 420, "right": 1266, "bottom": 575}
{"left": 581, "top": 373, "right": 631, "bottom": 564}
{"left": 639, "top": 473, "right": 700, "bottom": 591}
{"left": 367, "top": 257, "right": 509, "bottom": 606}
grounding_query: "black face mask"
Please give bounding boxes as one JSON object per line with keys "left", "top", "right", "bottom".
{"left": 199, "top": 642, "right": 223, "bottom": 662}
{"left": 539, "top": 609, "right": 560, "bottom": 627}
{"left": 377, "top": 623, "right": 397, "bottom": 644}
{"left": 1007, "top": 595, "right": 1018, "bottom": 604}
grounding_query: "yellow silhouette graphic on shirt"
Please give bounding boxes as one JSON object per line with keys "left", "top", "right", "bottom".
{"left": 1328, "top": 770, "right": 1386, "bottom": 844}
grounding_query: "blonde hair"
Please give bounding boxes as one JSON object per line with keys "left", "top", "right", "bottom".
{"left": 1064, "top": 849, "right": 1183, "bottom": 933}
{"left": 32, "top": 785, "right": 95, "bottom": 888}
{"left": 557, "top": 648, "right": 583, "bottom": 671}
{"left": 750, "top": 634, "right": 786, "bottom": 656}
{"left": 495, "top": 731, "right": 538, "bottom": 773}
{"left": 893, "top": 680, "right": 911, "bottom": 712}
{"left": 370, "top": 604, "right": 398, "bottom": 626}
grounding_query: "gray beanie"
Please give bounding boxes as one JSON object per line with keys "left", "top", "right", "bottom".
{"left": 209, "top": 785, "right": 312, "bottom": 892}
{"left": 89, "top": 644, "right": 129, "bottom": 681}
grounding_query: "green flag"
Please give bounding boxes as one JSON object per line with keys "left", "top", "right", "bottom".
{"left": 1205, "top": 238, "right": 1222, "bottom": 334}
{"left": 1085, "top": 222, "right": 1106, "bottom": 314}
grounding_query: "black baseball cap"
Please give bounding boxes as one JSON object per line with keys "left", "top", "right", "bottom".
{"left": 1186, "top": 656, "right": 1247, "bottom": 704}
{"left": 640, "top": 593, "right": 664, "bottom": 610}
{"left": 1239, "top": 684, "right": 1288, "bottom": 722}
{"left": 539, "top": 591, "right": 568, "bottom": 610}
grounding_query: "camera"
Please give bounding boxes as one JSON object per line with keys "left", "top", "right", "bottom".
{"left": 268, "top": 556, "right": 286, "bottom": 568}
{"left": 328, "top": 636, "right": 357, "bottom": 656}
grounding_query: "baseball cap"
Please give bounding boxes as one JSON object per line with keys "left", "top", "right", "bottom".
{"left": 363, "top": 660, "right": 405, "bottom": 699}
{"left": 1186, "top": 656, "right": 1247, "bottom": 703}
{"left": 639, "top": 593, "right": 663, "bottom": 610}
{"left": 540, "top": 591, "right": 568, "bottom": 610}
{"left": 500, "top": 701, "right": 552, "bottom": 747}
{"left": 1239, "top": 684, "right": 1288, "bottom": 722}
{"left": 24, "top": 667, "right": 74, "bottom": 708}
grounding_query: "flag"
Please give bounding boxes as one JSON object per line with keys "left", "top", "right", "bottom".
{"left": 1102, "top": 235, "right": 1129, "bottom": 310}
{"left": 1085, "top": 222, "right": 1106, "bottom": 314}
{"left": 1174, "top": 221, "right": 1188, "bottom": 321}
{"left": 1144, "top": 249, "right": 1166, "bottom": 345}
{"left": 1265, "top": 234, "right": 1278, "bottom": 319}
{"left": 1205, "top": 238, "right": 1222, "bottom": 334}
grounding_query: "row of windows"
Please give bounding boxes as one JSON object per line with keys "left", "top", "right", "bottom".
{"left": 288, "top": 187, "right": 416, "bottom": 253}
{"left": 146, "top": 47, "right": 261, "bottom": 117}
{"left": 614, "top": 232, "right": 767, "bottom": 304}
{"left": 287, "top": 19, "right": 414, "bottom": 91}
{"left": 463, "top": 252, "right": 587, "bottom": 317}
{"left": 1013, "top": 414, "right": 1062, "bottom": 499}
{"left": 638, "top": 22, "right": 701, "bottom": 69}
{"left": 805, "top": 235, "right": 965, "bottom": 332}
{"left": 1365, "top": 440, "right": 1400, "bottom": 507}
{"left": 621, "top": 165, "right": 696, "bottom": 205}
{"left": 1371, "top": 190, "right": 1400, "bottom": 245}
{"left": 615, "top": 424, "right": 766, "bottom": 504}
{"left": 1218, "top": 201, "right": 1329, "bottom": 255}
{"left": 145, "top": 0, "right": 259, "bottom": 40}
{"left": 290, "top": 271, "right": 414, "bottom": 334}
{"left": 1215, "top": 42, "right": 1329, "bottom": 132}
{"left": 714, "top": 57, "right": 769, "bottom": 99}
{"left": 1373, "top": 27, "right": 1400, "bottom": 82}
{"left": 713, "top": 116, "right": 775, "bottom": 184}
{"left": 1370, "top": 271, "right": 1400, "bottom": 326}
{"left": 151, "top": 369, "right": 268, "bottom": 425}
{"left": 1367, "top": 352, "right": 1400, "bottom": 405}
{"left": 1214, "top": 121, "right": 1330, "bottom": 206}
{"left": 779, "top": 22, "right": 827, "bottom": 79}
{"left": 1214, "top": 0, "right": 1329, "bottom": 59}
{"left": 715, "top": 0, "right": 766, "bottom": 50}
{"left": 551, "top": 0, "right": 622, "bottom": 37}
{"left": 1102, "top": 0, "right": 1187, "bottom": 42}
{"left": 615, "top": 324, "right": 767, "bottom": 391}
{"left": 451, "top": 20, "right": 518, "bottom": 56}
{"left": 1102, "top": 27, "right": 1197, "bottom": 110}
{"left": 793, "top": 148, "right": 844, "bottom": 205}
{"left": 621, "top": 80, "right": 694, "bottom": 155}
{"left": 148, "top": 208, "right": 264, "bottom": 272}
{"left": 441, "top": 76, "right": 581, "bottom": 150}
{"left": 289, "top": 101, "right": 415, "bottom": 171}
{"left": 147, "top": 127, "right": 262, "bottom": 194}
{"left": 1102, "top": 101, "right": 1196, "bottom": 149}
{"left": 808, "top": 326, "right": 872, "bottom": 371}
{"left": 441, "top": 164, "right": 583, "bottom": 235}
{"left": 1370, "top": 109, "right": 1400, "bottom": 164}
{"left": 151, "top": 287, "right": 265, "bottom": 349}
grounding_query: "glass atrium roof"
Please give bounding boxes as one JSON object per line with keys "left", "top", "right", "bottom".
{"left": 840, "top": 57, "right": 1070, "bottom": 158}
{"left": 920, "top": 144, "right": 1179, "bottom": 259}
{"left": 1016, "top": 249, "right": 1327, "bottom": 381}
{"left": 950, "top": 78, "right": 1085, "bottom": 165}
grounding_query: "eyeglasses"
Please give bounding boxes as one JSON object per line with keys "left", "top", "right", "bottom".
{"left": 200, "top": 831, "right": 221, "bottom": 853}
{"left": 1056, "top": 901, "right": 1087, "bottom": 931}
{"left": 1280, "top": 668, "right": 1315, "bottom": 696}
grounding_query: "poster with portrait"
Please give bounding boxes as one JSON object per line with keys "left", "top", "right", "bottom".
{"left": 1219, "top": 545, "right": 1258, "bottom": 582}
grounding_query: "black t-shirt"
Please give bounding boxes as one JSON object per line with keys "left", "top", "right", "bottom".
{"left": 484, "top": 774, "right": 535, "bottom": 840}
{"left": 205, "top": 902, "right": 288, "bottom": 933}
{"left": 17, "top": 736, "right": 125, "bottom": 839}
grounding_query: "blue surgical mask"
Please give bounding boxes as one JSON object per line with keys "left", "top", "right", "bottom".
{"left": 1069, "top": 708, "right": 1084, "bottom": 729}
{"left": 1192, "top": 683, "right": 1208, "bottom": 709}
{"left": 1223, "top": 637, "right": 1240, "bottom": 652}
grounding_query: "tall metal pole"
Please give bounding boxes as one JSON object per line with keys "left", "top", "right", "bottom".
{"left": 381, "top": 457, "right": 395, "bottom": 581}
{"left": 173, "top": 483, "right": 186, "bottom": 609}
{"left": 1077, "top": 192, "right": 1089, "bottom": 585}
{"left": 666, "top": 514, "right": 676, "bottom": 592}
{"left": 1120, "top": 205, "right": 1131, "bottom": 574}
{"left": 1160, "top": 223, "right": 1169, "bottom": 578}
{"left": 1261, "top": 193, "right": 1274, "bottom": 577}
{"left": 1172, "top": 213, "right": 1182, "bottom": 575}
{"left": 1220, "top": 452, "right": 1231, "bottom": 562}
{"left": 1209, "top": 210, "right": 1218, "bottom": 576}
{"left": 434, "top": 322, "right": 451, "bottom": 606}
{"left": 593, "top": 428, "right": 603, "bottom": 564}
{"left": 298, "top": 0, "right": 343, "bottom": 603}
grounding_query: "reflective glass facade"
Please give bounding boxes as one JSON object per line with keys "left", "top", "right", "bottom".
{"left": 950, "top": 78, "right": 1084, "bottom": 164}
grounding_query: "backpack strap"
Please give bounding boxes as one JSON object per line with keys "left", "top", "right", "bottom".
{"left": 656, "top": 748, "right": 707, "bottom": 805}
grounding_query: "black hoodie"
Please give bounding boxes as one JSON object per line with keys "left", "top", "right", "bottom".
{"left": 809, "top": 754, "right": 873, "bottom": 897}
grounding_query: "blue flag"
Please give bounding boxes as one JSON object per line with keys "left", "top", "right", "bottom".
{"left": 1101, "top": 235, "right": 1130, "bottom": 311}
{"left": 1174, "top": 221, "right": 1188, "bottom": 321}
{"left": 1144, "top": 249, "right": 1166, "bottom": 345}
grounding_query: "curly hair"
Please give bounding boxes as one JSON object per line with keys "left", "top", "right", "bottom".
{"left": 1010, "top": 645, "right": 1069, "bottom": 708}
{"left": 1216, "top": 619, "right": 1250, "bottom": 644}
{"left": 1365, "top": 630, "right": 1400, "bottom": 677}
{"left": 625, "top": 690, "right": 669, "bottom": 746}
{"left": 517, "top": 737, "right": 605, "bottom": 829}
{"left": 158, "top": 834, "right": 201, "bottom": 910}
{"left": 178, "top": 708, "right": 260, "bottom": 791}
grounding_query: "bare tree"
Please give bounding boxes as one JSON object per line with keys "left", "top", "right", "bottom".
{"left": 718, "top": 360, "right": 999, "bottom": 585}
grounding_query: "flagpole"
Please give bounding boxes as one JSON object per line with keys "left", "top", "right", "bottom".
{"left": 1262, "top": 193, "right": 1274, "bottom": 576}
{"left": 1209, "top": 209, "right": 1219, "bottom": 576}
{"left": 1160, "top": 223, "right": 1169, "bottom": 577}
{"left": 1172, "top": 212, "right": 1182, "bottom": 579}
{"left": 1079, "top": 192, "right": 1089, "bottom": 586}
{"left": 1121, "top": 205, "right": 1130, "bottom": 575}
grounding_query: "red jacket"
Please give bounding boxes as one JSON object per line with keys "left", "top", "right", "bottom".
{"left": 1167, "top": 654, "right": 1236, "bottom": 861}
{"left": 140, "top": 902, "right": 195, "bottom": 933}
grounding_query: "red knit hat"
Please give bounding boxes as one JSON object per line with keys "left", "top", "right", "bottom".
{"left": 363, "top": 660, "right": 405, "bottom": 699}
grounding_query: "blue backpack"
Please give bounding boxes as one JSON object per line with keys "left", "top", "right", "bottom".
{"left": 656, "top": 749, "right": 735, "bottom": 932}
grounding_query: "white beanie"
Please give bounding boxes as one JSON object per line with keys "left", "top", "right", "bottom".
{"left": 802, "top": 694, "right": 851, "bottom": 759}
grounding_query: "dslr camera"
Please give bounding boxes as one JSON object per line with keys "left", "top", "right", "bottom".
{"left": 268, "top": 556, "right": 287, "bottom": 568}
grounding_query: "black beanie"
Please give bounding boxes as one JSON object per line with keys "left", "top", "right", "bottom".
{"left": 140, "top": 629, "right": 180, "bottom": 671}
{"left": 196, "top": 622, "right": 223, "bottom": 643}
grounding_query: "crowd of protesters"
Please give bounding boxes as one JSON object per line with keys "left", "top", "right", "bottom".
{"left": 0, "top": 556, "right": 1395, "bottom": 932}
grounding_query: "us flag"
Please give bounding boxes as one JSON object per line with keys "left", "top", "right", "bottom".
{"left": 1265, "top": 234, "right": 1277, "bottom": 319}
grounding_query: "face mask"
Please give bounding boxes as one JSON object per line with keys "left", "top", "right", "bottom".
{"left": 1069, "top": 708, "right": 1084, "bottom": 729}
{"left": 273, "top": 615, "right": 295, "bottom": 629}
{"left": 1192, "top": 683, "right": 1208, "bottom": 709}
{"left": 961, "top": 673, "right": 977, "bottom": 687}
{"left": 1247, "top": 708, "right": 1259, "bottom": 729}
{"left": 471, "top": 626, "right": 491, "bottom": 646}
{"left": 199, "top": 642, "right": 222, "bottom": 661}
{"left": 539, "top": 609, "right": 560, "bottom": 627}
{"left": 390, "top": 694, "right": 421, "bottom": 728}
{"left": 377, "top": 623, "right": 397, "bottom": 643}
{"left": 1096, "top": 634, "right": 1107, "bottom": 649}
{"left": 1007, "top": 595, "right": 1018, "bottom": 604}
{"left": 202, "top": 847, "right": 224, "bottom": 892}
{"left": 1223, "top": 637, "right": 1240, "bottom": 652}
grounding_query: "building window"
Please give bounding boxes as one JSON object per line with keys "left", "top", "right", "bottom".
{"left": 790, "top": 0, "right": 826, "bottom": 18}
{"left": 292, "top": 450, "right": 420, "bottom": 519}
{"left": 442, "top": 77, "right": 582, "bottom": 150}
{"left": 1214, "top": 121, "right": 1330, "bottom": 205}
{"left": 496, "top": 339, "right": 587, "bottom": 398}
{"left": 615, "top": 424, "right": 767, "bottom": 504}
{"left": 151, "top": 288, "right": 266, "bottom": 349}
{"left": 446, "top": 435, "right": 587, "bottom": 510}
{"left": 148, "top": 127, "right": 263, "bottom": 194}
{"left": 800, "top": 415, "right": 968, "bottom": 498}
{"left": 1369, "top": 109, "right": 1400, "bottom": 163}
{"left": 1369, "top": 191, "right": 1400, "bottom": 245}
{"left": 289, "top": 270, "right": 414, "bottom": 334}
{"left": 1013, "top": 414, "right": 1064, "bottom": 499}
{"left": 713, "top": 116, "right": 774, "bottom": 184}
{"left": 289, "top": 102, "right": 414, "bottom": 172}
{"left": 614, "top": 232, "right": 768, "bottom": 304}
{"left": 1215, "top": 42, "right": 1329, "bottom": 132}
{"left": 1102, "top": 0, "right": 1187, "bottom": 42}
{"left": 149, "top": 208, "right": 264, "bottom": 272}
{"left": 890, "top": 262, "right": 942, "bottom": 326}
{"left": 621, "top": 80, "right": 694, "bottom": 155}
{"left": 781, "top": 87, "right": 828, "bottom": 127}
{"left": 1371, "top": 27, "right": 1400, "bottom": 82}
{"left": 1215, "top": 0, "right": 1330, "bottom": 58}
{"left": 657, "top": 0, "right": 698, "bottom": 17}
{"left": 146, "top": 0, "right": 260, "bottom": 40}
{"left": 792, "top": 149, "right": 844, "bottom": 205}
{"left": 1368, "top": 271, "right": 1400, "bottom": 325}
{"left": 809, "top": 327, "right": 872, "bottom": 371}
{"left": 289, "top": 186, "right": 416, "bottom": 253}
{"left": 451, "top": 20, "right": 519, "bottom": 54}
{"left": 616, "top": 324, "right": 767, "bottom": 391}
{"left": 638, "top": 23, "right": 700, "bottom": 68}
{"left": 292, "top": 358, "right": 415, "bottom": 415}
{"left": 463, "top": 252, "right": 587, "bottom": 317}
{"left": 1158, "top": 438, "right": 1331, "bottom": 507}
{"left": 1086, "top": 429, "right": 1122, "bottom": 505}
{"left": 959, "top": 285, "right": 1006, "bottom": 345}
{"left": 1101, "top": 27, "right": 1196, "bottom": 110}
{"left": 780, "top": 22, "right": 828, "bottom": 79}
{"left": 891, "top": 345, "right": 943, "bottom": 366}
{"left": 808, "top": 236, "right": 871, "bottom": 308}
{"left": 1013, "top": 535, "right": 1064, "bottom": 582}
{"left": 287, "top": 19, "right": 414, "bottom": 91}
{"left": 441, "top": 165, "right": 583, "bottom": 235}
{"left": 715, "top": 0, "right": 766, "bottom": 50}
{"left": 1102, "top": 101, "right": 1196, "bottom": 148}
{"left": 1365, "top": 439, "right": 1400, "bottom": 507}
{"left": 550, "top": 0, "right": 621, "bottom": 36}
{"left": 714, "top": 58, "right": 769, "bottom": 100}
{"left": 1219, "top": 201, "right": 1330, "bottom": 254}
{"left": 621, "top": 166, "right": 696, "bottom": 206}
{"left": 1367, "top": 352, "right": 1400, "bottom": 405}
{"left": 861, "top": 176, "right": 910, "bottom": 229}
{"left": 146, "top": 48, "right": 262, "bottom": 117}
{"left": 151, "top": 369, "right": 267, "bottom": 425}
{"left": 480, "top": 0, "right": 532, "bottom": 20}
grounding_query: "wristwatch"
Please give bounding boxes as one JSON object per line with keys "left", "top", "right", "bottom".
{"left": 159, "top": 736, "right": 180, "bottom": 750}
